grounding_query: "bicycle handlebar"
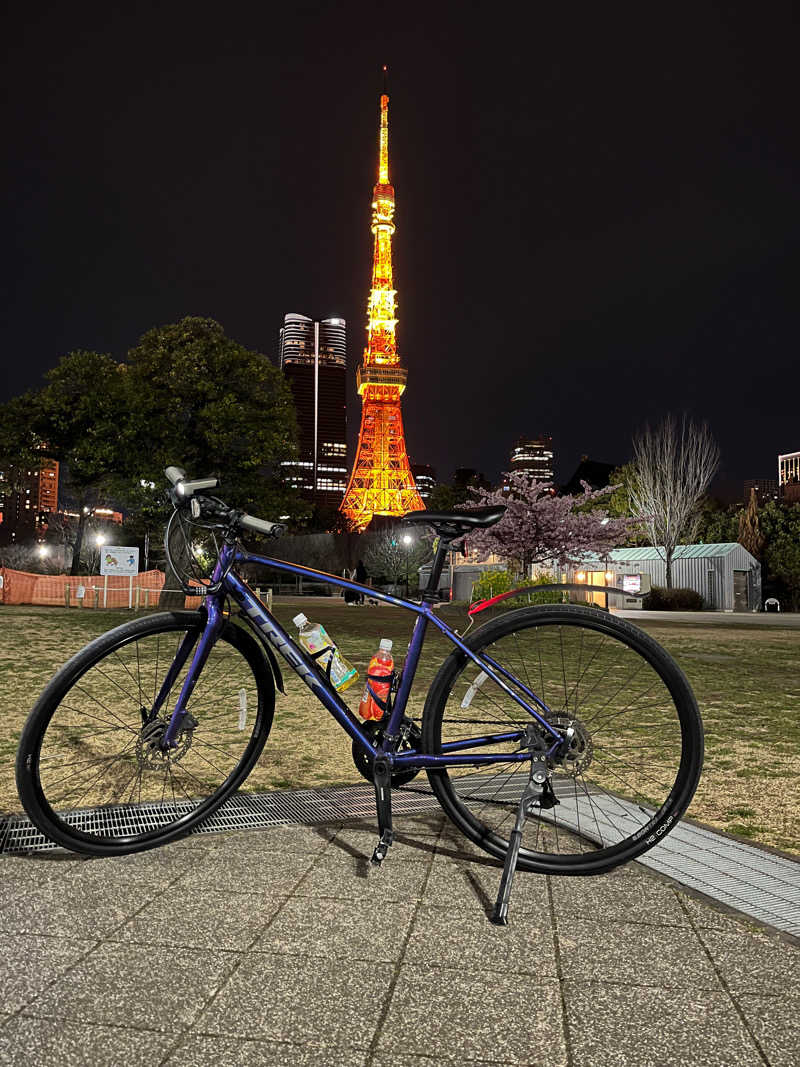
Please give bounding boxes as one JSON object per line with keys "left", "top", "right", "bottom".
{"left": 164, "top": 466, "right": 186, "bottom": 486}
{"left": 240, "top": 513, "right": 285, "bottom": 538}
{"left": 164, "top": 466, "right": 285, "bottom": 538}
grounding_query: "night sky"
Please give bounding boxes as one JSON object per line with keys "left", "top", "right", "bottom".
{"left": 2, "top": 3, "right": 797, "bottom": 498}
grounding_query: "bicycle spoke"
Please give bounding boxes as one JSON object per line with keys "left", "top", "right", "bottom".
{"left": 31, "top": 619, "right": 266, "bottom": 847}
{"left": 432, "top": 608, "right": 697, "bottom": 869}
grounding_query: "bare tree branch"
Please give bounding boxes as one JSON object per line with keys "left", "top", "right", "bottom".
{"left": 629, "top": 415, "right": 720, "bottom": 588}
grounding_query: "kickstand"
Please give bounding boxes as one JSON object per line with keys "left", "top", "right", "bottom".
{"left": 491, "top": 761, "right": 556, "bottom": 926}
{"left": 371, "top": 756, "right": 394, "bottom": 866}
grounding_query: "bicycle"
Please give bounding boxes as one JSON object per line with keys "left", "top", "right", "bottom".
{"left": 16, "top": 466, "right": 703, "bottom": 921}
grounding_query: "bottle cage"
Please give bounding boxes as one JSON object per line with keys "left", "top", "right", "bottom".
{"left": 365, "top": 669, "right": 398, "bottom": 721}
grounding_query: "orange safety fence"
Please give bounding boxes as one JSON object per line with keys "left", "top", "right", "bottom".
{"left": 0, "top": 569, "right": 200, "bottom": 610}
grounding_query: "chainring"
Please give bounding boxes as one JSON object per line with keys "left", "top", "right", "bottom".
{"left": 351, "top": 719, "right": 423, "bottom": 788}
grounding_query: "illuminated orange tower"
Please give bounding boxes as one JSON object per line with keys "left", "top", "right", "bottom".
{"left": 340, "top": 71, "right": 425, "bottom": 530}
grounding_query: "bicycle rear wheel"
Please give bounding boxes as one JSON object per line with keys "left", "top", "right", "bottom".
{"left": 422, "top": 605, "right": 703, "bottom": 875}
{"left": 16, "top": 611, "right": 274, "bottom": 855}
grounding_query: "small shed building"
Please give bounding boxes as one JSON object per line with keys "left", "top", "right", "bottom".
{"left": 565, "top": 543, "right": 761, "bottom": 612}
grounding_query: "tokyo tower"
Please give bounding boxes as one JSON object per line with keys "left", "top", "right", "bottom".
{"left": 339, "top": 71, "right": 425, "bottom": 530}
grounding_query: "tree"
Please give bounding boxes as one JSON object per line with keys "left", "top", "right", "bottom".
{"left": 0, "top": 392, "right": 41, "bottom": 485}
{"left": 120, "top": 318, "right": 301, "bottom": 513}
{"left": 738, "top": 488, "right": 765, "bottom": 559}
{"left": 466, "top": 470, "right": 635, "bottom": 576}
{"left": 363, "top": 527, "right": 433, "bottom": 591}
{"left": 426, "top": 483, "right": 461, "bottom": 513}
{"left": 694, "top": 496, "right": 740, "bottom": 545}
{"left": 33, "top": 351, "right": 128, "bottom": 574}
{"left": 758, "top": 500, "right": 800, "bottom": 610}
{"left": 118, "top": 318, "right": 305, "bottom": 605}
{"left": 427, "top": 471, "right": 490, "bottom": 514}
{"left": 628, "top": 415, "right": 720, "bottom": 588}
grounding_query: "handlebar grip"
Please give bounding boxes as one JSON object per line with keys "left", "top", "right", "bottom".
{"left": 165, "top": 466, "right": 186, "bottom": 486}
{"left": 240, "top": 514, "right": 285, "bottom": 538}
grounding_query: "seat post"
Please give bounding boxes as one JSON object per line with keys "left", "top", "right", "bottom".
{"left": 424, "top": 538, "right": 451, "bottom": 599}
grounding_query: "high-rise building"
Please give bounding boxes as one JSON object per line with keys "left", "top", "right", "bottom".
{"left": 339, "top": 73, "right": 424, "bottom": 530}
{"left": 0, "top": 456, "right": 59, "bottom": 545}
{"left": 278, "top": 314, "right": 347, "bottom": 506}
{"left": 743, "top": 478, "right": 779, "bottom": 504}
{"left": 411, "top": 464, "right": 436, "bottom": 501}
{"left": 508, "top": 435, "right": 554, "bottom": 482}
{"left": 778, "top": 451, "right": 800, "bottom": 489}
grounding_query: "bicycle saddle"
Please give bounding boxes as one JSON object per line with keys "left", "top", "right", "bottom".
{"left": 401, "top": 505, "right": 507, "bottom": 540}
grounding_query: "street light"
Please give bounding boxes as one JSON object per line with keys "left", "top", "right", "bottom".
{"left": 402, "top": 533, "right": 413, "bottom": 597}
{"left": 95, "top": 533, "right": 107, "bottom": 574}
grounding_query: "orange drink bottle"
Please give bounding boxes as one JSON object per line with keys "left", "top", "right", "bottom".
{"left": 358, "top": 639, "right": 394, "bottom": 720}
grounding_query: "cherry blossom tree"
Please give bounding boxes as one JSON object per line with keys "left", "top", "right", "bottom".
{"left": 466, "top": 471, "right": 635, "bottom": 577}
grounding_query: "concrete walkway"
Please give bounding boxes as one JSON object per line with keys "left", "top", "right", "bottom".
{"left": 1, "top": 812, "right": 799, "bottom": 1065}
{"left": 613, "top": 609, "right": 800, "bottom": 627}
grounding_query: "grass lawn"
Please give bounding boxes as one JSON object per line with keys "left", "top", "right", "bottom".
{"left": 1, "top": 599, "right": 798, "bottom": 855}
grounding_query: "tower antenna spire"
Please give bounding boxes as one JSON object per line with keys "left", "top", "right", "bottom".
{"left": 382, "top": 64, "right": 388, "bottom": 94}
{"left": 339, "top": 77, "right": 424, "bottom": 529}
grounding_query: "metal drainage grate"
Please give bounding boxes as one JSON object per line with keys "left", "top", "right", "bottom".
{"left": 2, "top": 779, "right": 798, "bottom": 939}
{"left": 0, "top": 782, "right": 443, "bottom": 856}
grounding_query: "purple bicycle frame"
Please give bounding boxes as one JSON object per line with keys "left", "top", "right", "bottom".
{"left": 162, "top": 543, "right": 563, "bottom": 770}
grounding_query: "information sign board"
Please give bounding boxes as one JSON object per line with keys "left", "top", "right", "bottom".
{"left": 100, "top": 547, "right": 140, "bottom": 577}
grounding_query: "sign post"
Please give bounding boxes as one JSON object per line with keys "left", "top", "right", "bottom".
{"left": 100, "top": 547, "right": 140, "bottom": 609}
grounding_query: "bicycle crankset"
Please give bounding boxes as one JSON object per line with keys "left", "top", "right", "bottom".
{"left": 351, "top": 719, "right": 422, "bottom": 788}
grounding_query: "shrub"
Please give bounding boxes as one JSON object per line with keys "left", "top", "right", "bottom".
{"left": 470, "top": 568, "right": 512, "bottom": 602}
{"left": 470, "top": 570, "right": 565, "bottom": 606}
{"left": 643, "top": 586, "right": 704, "bottom": 611}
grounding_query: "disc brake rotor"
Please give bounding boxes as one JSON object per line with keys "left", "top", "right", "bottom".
{"left": 135, "top": 714, "right": 198, "bottom": 769}
{"left": 545, "top": 713, "right": 593, "bottom": 777}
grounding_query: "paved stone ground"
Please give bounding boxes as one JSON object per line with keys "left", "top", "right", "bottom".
{"left": 0, "top": 812, "right": 798, "bottom": 1066}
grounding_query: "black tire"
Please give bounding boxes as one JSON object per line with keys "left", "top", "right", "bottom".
{"left": 16, "top": 611, "right": 275, "bottom": 855}
{"left": 422, "top": 605, "right": 703, "bottom": 875}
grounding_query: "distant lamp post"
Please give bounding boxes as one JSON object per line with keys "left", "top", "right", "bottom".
{"left": 95, "top": 533, "right": 107, "bottom": 574}
{"left": 402, "top": 533, "right": 413, "bottom": 596}
{"left": 605, "top": 571, "right": 614, "bottom": 582}
{"left": 37, "top": 545, "right": 49, "bottom": 557}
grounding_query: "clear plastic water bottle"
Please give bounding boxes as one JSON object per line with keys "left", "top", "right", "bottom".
{"left": 293, "top": 613, "right": 358, "bottom": 692}
{"left": 359, "top": 639, "right": 394, "bottom": 720}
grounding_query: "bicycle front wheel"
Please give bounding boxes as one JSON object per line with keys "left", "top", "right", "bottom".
{"left": 16, "top": 611, "right": 275, "bottom": 855}
{"left": 422, "top": 605, "right": 703, "bottom": 875}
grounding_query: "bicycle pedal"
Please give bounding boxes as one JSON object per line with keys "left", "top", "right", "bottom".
{"left": 370, "top": 829, "right": 393, "bottom": 867}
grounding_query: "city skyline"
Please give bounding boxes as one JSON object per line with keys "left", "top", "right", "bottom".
{"left": 1, "top": 5, "right": 797, "bottom": 498}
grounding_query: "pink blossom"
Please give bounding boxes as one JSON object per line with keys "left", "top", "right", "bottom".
{"left": 466, "top": 471, "right": 636, "bottom": 574}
